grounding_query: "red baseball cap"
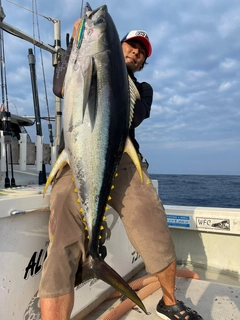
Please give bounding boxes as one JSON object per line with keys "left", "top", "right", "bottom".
{"left": 121, "top": 30, "right": 152, "bottom": 57}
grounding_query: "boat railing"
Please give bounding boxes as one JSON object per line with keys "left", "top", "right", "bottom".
{"left": 0, "top": 131, "right": 57, "bottom": 172}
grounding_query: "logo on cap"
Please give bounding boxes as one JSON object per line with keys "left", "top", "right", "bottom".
{"left": 134, "top": 31, "right": 149, "bottom": 39}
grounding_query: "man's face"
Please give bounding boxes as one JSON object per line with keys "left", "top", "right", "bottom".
{"left": 121, "top": 39, "right": 147, "bottom": 73}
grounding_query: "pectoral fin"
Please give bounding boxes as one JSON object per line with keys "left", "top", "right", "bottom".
{"left": 81, "top": 56, "right": 93, "bottom": 122}
{"left": 43, "top": 149, "right": 69, "bottom": 196}
{"left": 124, "top": 137, "right": 143, "bottom": 184}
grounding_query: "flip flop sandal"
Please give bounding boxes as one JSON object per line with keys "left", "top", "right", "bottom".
{"left": 156, "top": 298, "right": 203, "bottom": 320}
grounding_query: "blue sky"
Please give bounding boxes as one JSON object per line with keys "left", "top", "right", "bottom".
{"left": 1, "top": 0, "right": 240, "bottom": 174}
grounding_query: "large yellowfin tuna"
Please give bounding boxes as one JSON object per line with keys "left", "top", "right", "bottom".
{"left": 44, "top": 4, "right": 146, "bottom": 313}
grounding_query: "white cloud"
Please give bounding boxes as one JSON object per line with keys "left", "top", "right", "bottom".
{"left": 167, "top": 95, "right": 191, "bottom": 106}
{"left": 1, "top": 0, "right": 240, "bottom": 174}
{"left": 153, "top": 92, "right": 166, "bottom": 101}
{"left": 153, "top": 69, "right": 179, "bottom": 81}
{"left": 220, "top": 58, "right": 237, "bottom": 70}
{"left": 217, "top": 8, "right": 240, "bottom": 38}
{"left": 186, "top": 70, "right": 207, "bottom": 81}
{"left": 182, "top": 30, "right": 208, "bottom": 44}
{"left": 218, "top": 81, "right": 234, "bottom": 92}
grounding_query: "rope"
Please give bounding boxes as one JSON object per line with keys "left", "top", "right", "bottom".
{"left": 6, "top": 0, "right": 57, "bottom": 23}
{"left": 101, "top": 269, "right": 200, "bottom": 319}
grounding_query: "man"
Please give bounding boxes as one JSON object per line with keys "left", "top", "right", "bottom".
{"left": 39, "top": 19, "right": 203, "bottom": 320}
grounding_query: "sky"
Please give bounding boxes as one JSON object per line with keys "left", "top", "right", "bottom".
{"left": 1, "top": 0, "right": 240, "bottom": 175}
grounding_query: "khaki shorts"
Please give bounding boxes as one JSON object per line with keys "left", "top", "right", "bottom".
{"left": 38, "top": 154, "right": 175, "bottom": 298}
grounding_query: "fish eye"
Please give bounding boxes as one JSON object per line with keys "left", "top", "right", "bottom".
{"left": 95, "top": 17, "right": 105, "bottom": 25}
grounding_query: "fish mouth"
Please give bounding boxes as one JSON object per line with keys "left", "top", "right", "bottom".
{"left": 85, "top": 4, "right": 107, "bottom": 19}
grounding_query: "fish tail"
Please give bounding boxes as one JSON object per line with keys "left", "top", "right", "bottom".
{"left": 75, "top": 255, "right": 147, "bottom": 314}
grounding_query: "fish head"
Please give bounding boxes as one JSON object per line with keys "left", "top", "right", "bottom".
{"left": 83, "top": 5, "right": 108, "bottom": 45}
{"left": 82, "top": 5, "right": 120, "bottom": 56}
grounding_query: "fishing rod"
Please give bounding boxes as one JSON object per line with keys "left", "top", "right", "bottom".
{"left": 32, "top": 0, "right": 53, "bottom": 147}
{"left": 0, "top": 1, "right": 16, "bottom": 187}
{"left": 28, "top": 48, "right": 46, "bottom": 185}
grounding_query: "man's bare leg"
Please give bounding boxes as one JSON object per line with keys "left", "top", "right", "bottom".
{"left": 157, "top": 259, "right": 201, "bottom": 319}
{"left": 40, "top": 291, "right": 74, "bottom": 320}
{"left": 157, "top": 259, "right": 177, "bottom": 305}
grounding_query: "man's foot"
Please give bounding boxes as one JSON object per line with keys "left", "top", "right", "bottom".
{"left": 156, "top": 298, "right": 203, "bottom": 319}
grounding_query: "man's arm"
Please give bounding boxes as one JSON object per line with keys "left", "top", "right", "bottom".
{"left": 52, "top": 19, "right": 82, "bottom": 98}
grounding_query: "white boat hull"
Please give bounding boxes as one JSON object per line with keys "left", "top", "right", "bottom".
{"left": 1, "top": 181, "right": 239, "bottom": 319}
{"left": 166, "top": 205, "right": 240, "bottom": 277}
{"left": 0, "top": 185, "right": 144, "bottom": 320}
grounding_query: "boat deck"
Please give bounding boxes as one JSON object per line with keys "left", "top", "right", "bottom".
{"left": 82, "top": 266, "right": 240, "bottom": 320}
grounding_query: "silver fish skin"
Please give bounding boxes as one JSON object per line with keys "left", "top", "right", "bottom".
{"left": 63, "top": 5, "right": 130, "bottom": 251}
{"left": 44, "top": 4, "right": 146, "bottom": 314}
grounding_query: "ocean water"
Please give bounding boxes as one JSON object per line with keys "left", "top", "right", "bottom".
{"left": 150, "top": 174, "right": 240, "bottom": 208}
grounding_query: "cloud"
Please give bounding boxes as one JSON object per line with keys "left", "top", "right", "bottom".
{"left": 218, "top": 81, "right": 235, "bottom": 92}
{"left": 220, "top": 58, "right": 238, "bottom": 71}
{"left": 217, "top": 8, "right": 240, "bottom": 38}
{"left": 1, "top": 0, "right": 240, "bottom": 175}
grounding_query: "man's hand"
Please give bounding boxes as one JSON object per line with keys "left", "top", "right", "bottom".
{"left": 72, "top": 18, "right": 82, "bottom": 40}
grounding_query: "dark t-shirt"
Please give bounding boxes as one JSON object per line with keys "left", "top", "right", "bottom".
{"left": 128, "top": 70, "right": 153, "bottom": 152}
{"left": 54, "top": 39, "right": 153, "bottom": 154}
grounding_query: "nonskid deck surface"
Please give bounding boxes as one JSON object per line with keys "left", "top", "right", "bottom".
{"left": 83, "top": 267, "right": 240, "bottom": 320}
